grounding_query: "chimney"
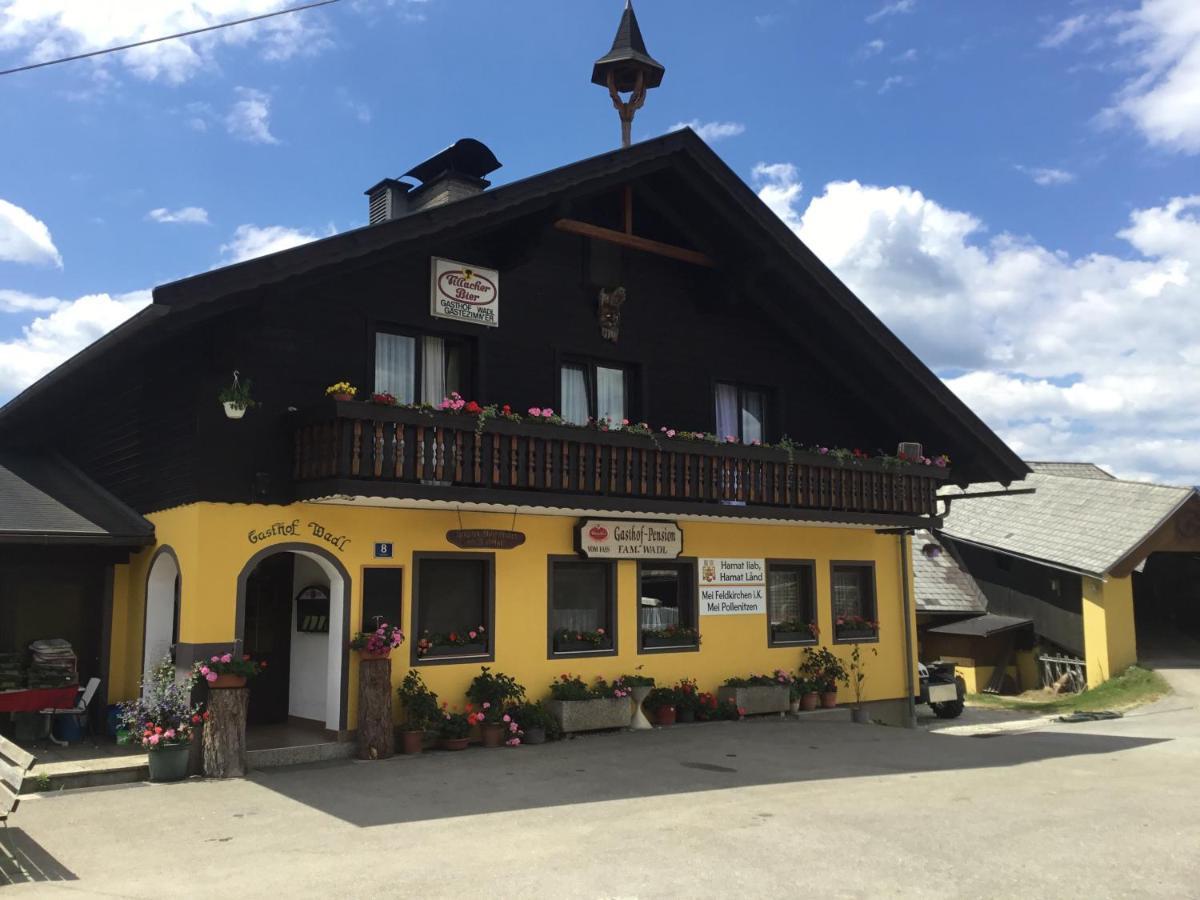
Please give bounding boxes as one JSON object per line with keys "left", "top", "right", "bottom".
{"left": 403, "top": 138, "right": 502, "bottom": 214}
{"left": 364, "top": 178, "right": 411, "bottom": 225}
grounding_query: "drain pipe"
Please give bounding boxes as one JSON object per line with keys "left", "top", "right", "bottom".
{"left": 898, "top": 532, "right": 917, "bottom": 729}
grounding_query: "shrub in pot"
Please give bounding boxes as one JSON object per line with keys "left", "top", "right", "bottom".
{"left": 674, "top": 678, "right": 701, "bottom": 723}
{"left": 397, "top": 670, "right": 439, "bottom": 754}
{"left": 466, "top": 667, "right": 526, "bottom": 748}
{"left": 512, "top": 702, "right": 558, "bottom": 745}
{"left": 800, "top": 647, "right": 848, "bottom": 709}
{"left": 120, "top": 656, "right": 208, "bottom": 783}
{"left": 643, "top": 687, "right": 678, "bottom": 726}
{"left": 696, "top": 691, "right": 742, "bottom": 721}
{"left": 438, "top": 709, "right": 472, "bottom": 750}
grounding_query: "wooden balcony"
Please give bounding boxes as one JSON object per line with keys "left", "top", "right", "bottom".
{"left": 292, "top": 401, "right": 951, "bottom": 524}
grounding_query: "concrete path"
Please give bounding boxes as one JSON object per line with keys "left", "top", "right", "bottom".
{"left": 4, "top": 705, "right": 1199, "bottom": 899}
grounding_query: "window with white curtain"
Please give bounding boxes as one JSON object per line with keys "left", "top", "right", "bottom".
{"left": 831, "top": 563, "right": 878, "bottom": 641}
{"left": 374, "top": 331, "right": 468, "bottom": 404}
{"left": 767, "top": 562, "right": 817, "bottom": 645}
{"left": 715, "top": 382, "right": 768, "bottom": 442}
{"left": 559, "top": 360, "right": 628, "bottom": 426}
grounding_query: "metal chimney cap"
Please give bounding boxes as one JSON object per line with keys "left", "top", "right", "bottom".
{"left": 402, "top": 138, "right": 502, "bottom": 185}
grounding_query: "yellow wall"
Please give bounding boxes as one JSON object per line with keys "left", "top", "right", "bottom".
{"left": 111, "top": 502, "right": 917, "bottom": 728}
{"left": 1082, "top": 574, "right": 1138, "bottom": 688}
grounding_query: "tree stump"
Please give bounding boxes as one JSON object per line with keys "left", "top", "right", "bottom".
{"left": 203, "top": 687, "right": 249, "bottom": 778}
{"left": 357, "top": 658, "right": 393, "bottom": 760}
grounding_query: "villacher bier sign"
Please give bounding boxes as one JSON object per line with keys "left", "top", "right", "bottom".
{"left": 576, "top": 519, "right": 682, "bottom": 559}
{"left": 430, "top": 257, "right": 499, "bottom": 327}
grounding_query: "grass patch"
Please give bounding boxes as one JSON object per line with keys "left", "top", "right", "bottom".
{"left": 967, "top": 666, "right": 1170, "bottom": 714}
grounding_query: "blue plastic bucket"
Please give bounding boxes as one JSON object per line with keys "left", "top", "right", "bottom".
{"left": 52, "top": 714, "right": 85, "bottom": 743}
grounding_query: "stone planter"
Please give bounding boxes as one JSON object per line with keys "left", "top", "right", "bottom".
{"left": 545, "top": 697, "right": 632, "bottom": 733}
{"left": 630, "top": 685, "right": 653, "bottom": 730}
{"left": 717, "top": 685, "right": 790, "bottom": 716}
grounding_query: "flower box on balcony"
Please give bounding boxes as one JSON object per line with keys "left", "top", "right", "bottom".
{"left": 716, "top": 685, "right": 790, "bottom": 716}
{"left": 553, "top": 637, "right": 613, "bottom": 654}
{"left": 545, "top": 698, "right": 632, "bottom": 733}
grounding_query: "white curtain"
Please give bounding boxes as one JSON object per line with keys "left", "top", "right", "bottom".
{"left": 422, "top": 336, "right": 446, "bottom": 405}
{"left": 768, "top": 569, "right": 801, "bottom": 625}
{"left": 596, "top": 366, "right": 626, "bottom": 424}
{"left": 375, "top": 333, "right": 415, "bottom": 403}
{"left": 561, "top": 365, "right": 589, "bottom": 425}
{"left": 742, "top": 390, "right": 765, "bottom": 444}
{"left": 832, "top": 568, "right": 864, "bottom": 619}
{"left": 715, "top": 382, "right": 739, "bottom": 440}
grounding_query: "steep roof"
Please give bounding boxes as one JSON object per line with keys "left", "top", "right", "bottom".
{"left": 912, "top": 529, "right": 988, "bottom": 615}
{"left": 1026, "top": 461, "right": 1115, "bottom": 480}
{"left": 0, "top": 450, "right": 154, "bottom": 546}
{"left": 940, "top": 468, "right": 1196, "bottom": 577}
{"left": 0, "top": 129, "right": 1026, "bottom": 486}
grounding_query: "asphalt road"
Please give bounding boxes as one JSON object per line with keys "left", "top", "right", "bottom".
{"left": 4, "top": 676, "right": 1198, "bottom": 899}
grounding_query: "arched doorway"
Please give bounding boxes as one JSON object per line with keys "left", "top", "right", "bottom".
{"left": 143, "top": 547, "right": 181, "bottom": 691}
{"left": 235, "top": 544, "right": 350, "bottom": 732}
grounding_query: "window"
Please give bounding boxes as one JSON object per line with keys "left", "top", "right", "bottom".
{"left": 830, "top": 562, "right": 878, "bottom": 642}
{"left": 638, "top": 561, "right": 699, "bottom": 652}
{"left": 374, "top": 331, "right": 470, "bottom": 405}
{"left": 715, "top": 382, "right": 768, "bottom": 444}
{"left": 412, "top": 554, "right": 494, "bottom": 663}
{"left": 560, "top": 360, "right": 628, "bottom": 426}
{"left": 766, "top": 561, "right": 817, "bottom": 646}
{"left": 548, "top": 559, "right": 616, "bottom": 657}
{"left": 362, "top": 568, "right": 403, "bottom": 633}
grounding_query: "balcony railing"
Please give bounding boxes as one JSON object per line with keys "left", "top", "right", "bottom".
{"left": 292, "top": 402, "right": 950, "bottom": 519}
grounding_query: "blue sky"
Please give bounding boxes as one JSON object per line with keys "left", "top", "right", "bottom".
{"left": 1, "top": 1, "right": 1199, "bottom": 483}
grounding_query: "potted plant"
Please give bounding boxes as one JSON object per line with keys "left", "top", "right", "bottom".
{"left": 544, "top": 673, "right": 634, "bottom": 733}
{"left": 717, "top": 670, "right": 793, "bottom": 717}
{"left": 793, "top": 676, "right": 820, "bottom": 712}
{"left": 643, "top": 687, "right": 677, "bottom": 726}
{"left": 672, "top": 678, "right": 701, "bottom": 723}
{"left": 437, "top": 707, "right": 472, "bottom": 750}
{"left": 553, "top": 627, "right": 612, "bottom": 653}
{"left": 641, "top": 624, "right": 701, "bottom": 650}
{"left": 696, "top": 691, "right": 743, "bottom": 721}
{"left": 512, "top": 702, "right": 558, "bottom": 745}
{"left": 615, "top": 669, "right": 656, "bottom": 730}
{"left": 325, "top": 380, "right": 358, "bottom": 402}
{"left": 809, "top": 647, "right": 848, "bottom": 708}
{"left": 193, "top": 651, "right": 264, "bottom": 689}
{"left": 349, "top": 621, "right": 405, "bottom": 660}
{"left": 218, "top": 371, "right": 258, "bottom": 420}
{"left": 848, "top": 642, "right": 878, "bottom": 724}
{"left": 466, "top": 667, "right": 526, "bottom": 748}
{"left": 120, "top": 655, "right": 207, "bottom": 783}
{"left": 397, "top": 670, "right": 439, "bottom": 754}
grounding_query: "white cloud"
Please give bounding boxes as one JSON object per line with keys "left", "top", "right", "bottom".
{"left": 225, "top": 87, "right": 278, "bottom": 144}
{"left": 1015, "top": 165, "right": 1077, "bottom": 186}
{"left": 0, "top": 289, "right": 61, "bottom": 313}
{"left": 878, "top": 75, "right": 911, "bottom": 94}
{"left": 0, "top": 0, "right": 331, "bottom": 85}
{"left": 756, "top": 163, "right": 1200, "bottom": 484}
{"left": 866, "top": 0, "right": 916, "bottom": 25}
{"left": 1101, "top": 0, "right": 1200, "bottom": 154}
{"left": 0, "top": 198, "right": 61, "bottom": 267}
{"left": 669, "top": 120, "right": 746, "bottom": 143}
{"left": 858, "top": 39, "right": 885, "bottom": 59}
{"left": 0, "top": 289, "right": 150, "bottom": 398}
{"left": 1041, "top": 14, "right": 1092, "bottom": 49}
{"left": 147, "top": 206, "right": 209, "bottom": 225}
{"left": 893, "top": 48, "right": 918, "bottom": 63}
{"left": 219, "top": 223, "right": 324, "bottom": 263}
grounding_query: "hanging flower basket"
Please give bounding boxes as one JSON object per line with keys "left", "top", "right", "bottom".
{"left": 222, "top": 402, "right": 247, "bottom": 420}
{"left": 218, "top": 371, "right": 258, "bottom": 420}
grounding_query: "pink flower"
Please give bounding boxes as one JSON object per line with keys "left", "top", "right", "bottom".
{"left": 148, "top": 733, "right": 160, "bottom": 745}
{"left": 221, "top": 653, "right": 232, "bottom": 663}
{"left": 199, "top": 666, "right": 210, "bottom": 676}
{"left": 725, "top": 435, "right": 737, "bottom": 443}
{"left": 509, "top": 722, "right": 519, "bottom": 732}
{"left": 528, "top": 407, "right": 542, "bottom": 417}
{"left": 482, "top": 701, "right": 490, "bottom": 709}
{"left": 542, "top": 408, "right": 553, "bottom": 417}
{"left": 164, "top": 729, "right": 176, "bottom": 739}
{"left": 666, "top": 429, "right": 676, "bottom": 438}
{"left": 621, "top": 419, "right": 630, "bottom": 426}
{"left": 205, "top": 672, "right": 218, "bottom": 683}
{"left": 211, "top": 655, "right": 220, "bottom": 663}
{"left": 597, "top": 627, "right": 605, "bottom": 634}
{"left": 503, "top": 714, "right": 511, "bottom": 722}
{"left": 468, "top": 630, "right": 477, "bottom": 639}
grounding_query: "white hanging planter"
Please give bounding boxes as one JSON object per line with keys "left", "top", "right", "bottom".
{"left": 223, "top": 402, "right": 247, "bottom": 420}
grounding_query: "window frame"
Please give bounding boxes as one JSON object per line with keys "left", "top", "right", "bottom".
{"left": 410, "top": 551, "right": 496, "bottom": 666}
{"left": 360, "top": 564, "right": 404, "bottom": 635}
{"left": 636, "top": 558, "right": 700, "bottom": 655}
{"left": 557, "top": 355, "right": 634, "bottom": 425}
{"left": 371, "top": 324, "right": 475, "bottom": 405}
{"left": 829, "top": 560, "right": 879, "bottom": 645}
{"left": 545, "top": 556, "right": 618, "bottom": 660}
{"left": 713, "top": 380, "right": 773, "bottom": 444}
{"left": 765, "top": 558, "right": 818, "bottom": 648}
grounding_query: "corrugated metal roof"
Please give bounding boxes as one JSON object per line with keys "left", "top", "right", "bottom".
{"left": 927, "top": 612, "right": 1033, "bottom": 638}
{"left": 0, "top": 450, "right": 154, "bottom": 545}
{"left": 940, "top": 468, "right": 1195, "bottom": 577}
{"left": 912, "top": 529, "right": 988, "bottom": 615}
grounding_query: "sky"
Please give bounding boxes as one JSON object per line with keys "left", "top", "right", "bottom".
{"left": 1, "top": 0, "right": 1198, "bottom": 484}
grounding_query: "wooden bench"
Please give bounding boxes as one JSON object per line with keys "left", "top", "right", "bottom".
{"left": 0, "top": 734, "right": 36, "bottom": 825}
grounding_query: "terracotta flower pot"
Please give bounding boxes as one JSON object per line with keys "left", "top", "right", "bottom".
{"left": 401, "top": 730, "right": 425, "bottom": 754}
{"left": 820, "top": 690, "right": 838, "bottom": 709}
{"left": 439, "top": 737, "right": 469, "bottom": 751}
{"left": 800, "top": 692, "right": 820, "bottom": 712}
{"left": 210, "top": 674, "right": 246, "bottom": 689}
{"left": 653, "top": 706, "right": 677, "bottom": 726}
{"left": 481, "top": 722, "right": 506, "bottom": 748}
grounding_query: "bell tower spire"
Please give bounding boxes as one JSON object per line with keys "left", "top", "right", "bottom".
{"left": 591, "top": 1, "right": 666, "bottom": 148}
